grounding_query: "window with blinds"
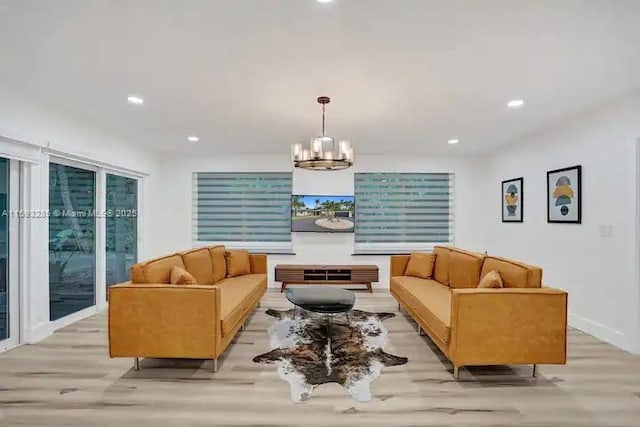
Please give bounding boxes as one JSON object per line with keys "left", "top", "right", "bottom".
{"left": 354, "top": 172, "right": 454, "bottom": 254}
{"left": 192, "top": 172, "right": 292, "bottom": 250}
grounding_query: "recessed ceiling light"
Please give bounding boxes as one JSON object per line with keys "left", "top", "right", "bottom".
{"left": 187, "top": 135, "right": 199, "bottom": 143}
{"left": 448, "top": 139, "right": 459, "bottom": 145}
{"left": 127, "top": 96, "right": 144, "bottom": 105}
{"left": 507, "top": 99, "right": 524, "bottom": 108}
{"left": 317, "top": 0, "right": 334, "bottom": 3}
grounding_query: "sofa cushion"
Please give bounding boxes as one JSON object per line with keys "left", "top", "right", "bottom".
{"left": 209, "top": 245, "right": 227, "bottom": 282}
{"left": 180, "top": 248, "right": 214, "bottom": 285}
{"left": 432, "top": 246, "right": 450, "bottom": 286}
{"left": 405, "top": 252, "right": 436, "bottom": 279}
{"left": 225, "top": 249, "right": 251, "bottom": 277}
{"left": 391, "top": 276, "right": 451, "bottom": 344}
{"left": 170, "top": 266, "right": 198, "bottom": 285}
{"left": 130, "top": 263, "right": 146, "bottom": 283}
{"left": 481, "top": 256, "right": 542, "bottom": 288}
{"left": 448, "top": 249, "right": 485, "bottom": 289}
{"left": 478, "top": 270, "right": 503, "bottom": 289}
{"left": 219, "top": 274, "right": 266, "bottom": 336}
{"left": 137, "top": 254, "right": 186, "bottom": 284}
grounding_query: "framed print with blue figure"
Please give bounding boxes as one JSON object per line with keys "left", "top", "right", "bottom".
{"left": 547, "top": 165, "right": 582, "bottom": 224}
{"left": 502, "top": 177, "right": 523, "bottom": 223}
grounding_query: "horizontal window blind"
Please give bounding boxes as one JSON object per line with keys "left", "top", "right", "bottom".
{"left": 193, "top": 172, "right": 292, "bottom": 245}
{"left": 354, "top": 173, "right": 454, "bottom": 253}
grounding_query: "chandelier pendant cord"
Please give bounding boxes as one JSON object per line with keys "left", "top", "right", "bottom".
{"left": 321, "top": 103, "right": 335, "bottom": 153}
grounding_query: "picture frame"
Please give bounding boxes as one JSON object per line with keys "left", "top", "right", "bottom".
{"left": 502, "top": 177, "right": 523, "bottom": 222}
{"left": 547, "top": 165, "right": 582, "bottom": 224}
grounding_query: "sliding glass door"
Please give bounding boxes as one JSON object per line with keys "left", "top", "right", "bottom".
{"left": 0, "top": 157, "right": 20, "bottom": 350}
{"left": 49, "top": 163, "right": 96, "bottom": 321}
{"left": 106, "top": 174, "right": 137, "bottom": 290}
{"left": 0, "top": 158, "right": 9, "bottom": 342}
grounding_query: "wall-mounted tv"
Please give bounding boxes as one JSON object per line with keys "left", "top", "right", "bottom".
{"left": 291, "top": 195, "right": 355, "bottom": 233}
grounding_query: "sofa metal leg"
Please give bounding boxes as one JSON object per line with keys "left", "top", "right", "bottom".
{"left": 453, "top": 366, "right": 460, "bottom": 380}
{"left": 213, "top": 358, "right": 219, "bottom": 373}
{"left": 398, "top": 303, "right": 401, "bottom": 311}
{"left": 532, "top": 364, "right": 538, "bottom": 378}
{"left": 133, "top": 357, "right": 140, "bottom": 371}
{"left": 240, "top": 323, "right": 245, "bottom": 331}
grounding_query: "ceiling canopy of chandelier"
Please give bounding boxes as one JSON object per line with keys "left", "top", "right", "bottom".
{"left": 291, "top": 96, "right": 354, "bottom": 171}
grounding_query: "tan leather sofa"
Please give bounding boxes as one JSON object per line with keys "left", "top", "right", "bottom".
{"left": 390, "top": 246, "right": 567, "bottom": 379}
{"left": 108, "top": 245, "right": 267, "bottom": 372}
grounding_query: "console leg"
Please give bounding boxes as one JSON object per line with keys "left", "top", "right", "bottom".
{"left": 133, "top": 357, "right": 140, "bottom": 371}
{"left": 532, "top": 364, "right": 538, "bottom": 378}
{"left": 453, "top": 366, "right": 460, "bottom": 380}
{"left": 280, "top": 282, "right": 287, "bottom": 293}
{"left": 367, "top": 282, "right": 372, "bottom": 293}
{"left": 213, "top": 358, "right": 219, "bottom": 373}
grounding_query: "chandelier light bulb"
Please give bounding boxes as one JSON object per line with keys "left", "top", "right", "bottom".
{"left": 347, "top": 148, "right": 354, "bottom": 162}
{"left": 292, "top": 142, "right": 302, "bottom": 161}
{"left": 313, "top": 138, "right": 322, "bottom": 153}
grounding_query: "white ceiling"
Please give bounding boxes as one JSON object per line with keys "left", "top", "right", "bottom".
{"left": 1, "top": 0, "right": 639, "bottom": 155}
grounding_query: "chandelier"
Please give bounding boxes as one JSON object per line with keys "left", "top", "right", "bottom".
{"left": 291, "top": 96, "right": 354, "bottom": 171}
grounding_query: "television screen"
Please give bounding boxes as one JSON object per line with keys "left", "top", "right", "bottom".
{"left": 291, "top": 195, "right": 355, "bottom": 233}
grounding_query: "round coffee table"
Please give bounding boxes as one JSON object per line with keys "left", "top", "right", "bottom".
{"left": 285, "top": 286, "right": 355, "bottom": 352}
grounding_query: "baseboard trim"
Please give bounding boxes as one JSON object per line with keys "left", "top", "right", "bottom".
{"left": 568, "top": 312, "right": 633, "bottom": 353}
{"left": 24, "top": 321, "right": 53, "bottom": 344}
{"left": 24, "top": 306, "right": 101, "bottom": 345}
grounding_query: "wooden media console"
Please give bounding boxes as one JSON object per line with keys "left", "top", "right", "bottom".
{"left": 275, "top": 264, "right": 379, "bottom": 293}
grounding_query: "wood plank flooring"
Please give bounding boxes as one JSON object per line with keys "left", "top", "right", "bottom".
{"left": 1, "top": 290, "right": 639, "bottom": 426}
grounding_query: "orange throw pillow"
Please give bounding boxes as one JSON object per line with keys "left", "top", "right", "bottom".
{"left": 170, "top": 266, "right": 197, "bottom": 285}
{"left": 225, "top": 249, "right": 251, "bottom": 277}
{"left": 404, "top": 252, "right": 436, "bottom": 279}
{"left": 478, "top": 270, "right": 504, "bottom": 289}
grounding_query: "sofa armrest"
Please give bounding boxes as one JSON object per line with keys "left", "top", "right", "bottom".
{"left": 449, "top": 287, "right": 568, "bottom": 366}
{"left": 108, "top": 282, "right": 221, "bottom": 359}
{"left": 249, "top": 254, "right": 267, "bottom": 274}
{"left": 390, "top": 255, "right": 410, "bottom": 277}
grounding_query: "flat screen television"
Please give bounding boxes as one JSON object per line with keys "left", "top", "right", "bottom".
{"left": 291, "top": 195, "right": 355, "bottom": 233}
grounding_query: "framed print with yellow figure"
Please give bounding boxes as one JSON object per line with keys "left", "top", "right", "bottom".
{"left": 502, "top": 177, "right": 523, "bottom": 222}
{"left": 547, "top": 165, "right": 582, "bottom": 224}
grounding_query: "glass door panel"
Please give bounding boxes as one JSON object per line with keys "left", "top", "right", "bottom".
{"left": 49, "top": 163, "right": 96, "bottom": 321}
{"left": 0, "top": 158, "right": 8, "bottom": 340}
{"left": 106, "top": 174, "right": 137, "bottom": 291}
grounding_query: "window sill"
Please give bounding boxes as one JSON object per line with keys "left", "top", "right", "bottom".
{"left": 351, "top": 252, "right": 410, "bottom": 256}
{"left": 252, "top": 251, "right": 296, "bottom": 255}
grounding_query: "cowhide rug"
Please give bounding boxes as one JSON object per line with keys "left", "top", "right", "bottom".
{"left": 253, "top": 308, "right": 408, "bottom": 403}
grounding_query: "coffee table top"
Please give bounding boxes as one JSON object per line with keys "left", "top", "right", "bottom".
{"left": 285, "top": 286, "right": 355, "bottom": 314}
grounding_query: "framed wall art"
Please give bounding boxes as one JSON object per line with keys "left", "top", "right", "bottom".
{"left": 502, "top": 177, "right": 523, "bottom": 222}
{"left": 547, "top": 165, "right": 582, "bottom": 223}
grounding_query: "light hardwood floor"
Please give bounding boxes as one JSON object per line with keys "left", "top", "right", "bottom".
{"left": 1, "top": 290, "right": 639, "bottom": 426}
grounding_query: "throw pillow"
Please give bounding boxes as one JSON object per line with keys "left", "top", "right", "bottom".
{"left": 477, "top": 270, "right": 504, "bottom": 289}
{"left": 404, "top": 252, "right": 436, "bottom": 279}
{"left": 170, "top": 266, "right": 197, "bottom": 285}
{"left": 225, "top": 249, "right": 251, "bottom": 277}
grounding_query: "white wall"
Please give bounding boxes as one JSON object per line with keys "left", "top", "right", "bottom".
{"left": 0, "top": 87, "right": 163, "bottom": 344}
{"left": 482, "top": 92, "right": 640, "bottom": 353}
{"left": 155, "top": 152, "right": 489, "bottom": 289}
